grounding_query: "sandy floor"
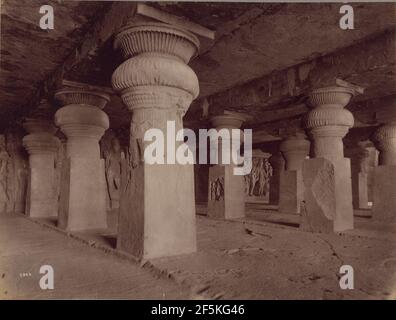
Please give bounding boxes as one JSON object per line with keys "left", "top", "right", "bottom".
{"left": 0, "top": 215, "right": 190, "bottom": 299}
{"left": 1, "top": 210, "right": 395, "bottom": 300}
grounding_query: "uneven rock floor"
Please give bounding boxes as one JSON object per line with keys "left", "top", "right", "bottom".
{"left": 1, "top": 211, "right": 396, "bottom": 299}
{"left": 0, "top": 215, "right": 190, "bottom": 299}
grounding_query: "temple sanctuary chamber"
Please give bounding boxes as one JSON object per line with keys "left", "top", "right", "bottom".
{"left": 0, "top": 1, "right": 396, "bottom": 300}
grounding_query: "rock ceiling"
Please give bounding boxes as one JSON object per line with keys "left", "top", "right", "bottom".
{"left": 0, "top": 1, "right": 395, "bottom": 135}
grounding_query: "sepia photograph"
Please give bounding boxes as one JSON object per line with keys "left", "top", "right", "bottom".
{"left": 0, "top": 0, "right": 395, "bottom": 310}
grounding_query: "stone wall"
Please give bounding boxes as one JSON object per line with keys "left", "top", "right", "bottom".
{"left": 0, "top": 129, "right": 29, "bottom": 214}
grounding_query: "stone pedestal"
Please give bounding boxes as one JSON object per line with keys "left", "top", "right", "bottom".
{"left": 112, "top": 22, "right": 200, "bottom": 259}
{"left": 23, "top": 119, "right": 60, "bottom": 218}
{"left": 278, "top": 134, "right": 310, "bottom": 214}
{"left": 54, "top": 89, "right": 109, "bottom": 231}
{"left": 207, "top": 113, "right": 246, "bottom": 219}
{"left": 303, "top": 86, "right": 356, "bottom": 232}
{"left": 372, "top": 112, "right": 396, "bottom": 222}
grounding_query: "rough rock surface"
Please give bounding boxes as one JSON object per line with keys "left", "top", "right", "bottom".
{"left": 301, "top": 158, "right": 335, "bottom": 233}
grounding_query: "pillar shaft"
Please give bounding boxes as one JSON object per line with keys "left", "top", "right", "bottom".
{"left": 23, "top": 119, "right": 60, "bottom": 218}
{"left": 345, "top": 144, "right": 371, "bottom": 210}
{"left": 279, "top": 134, "right": 310, "bottom": 214}
{"left": 302, "top": 86, "right": 356, "bottom": 232}
{"left": 112, "top": 22, "right": 200, "bottom": 259}
{"left": 54, "top": 90, "right": 109, "bottom": 231}
{"left": 207, "top": 114, "right": 246, "bottom": 220}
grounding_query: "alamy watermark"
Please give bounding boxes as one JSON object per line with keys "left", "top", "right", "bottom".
{"left": 143, "top": 121, "right": 252, "bottom": 176}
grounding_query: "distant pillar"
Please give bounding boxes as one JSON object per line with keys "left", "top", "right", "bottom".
{"left": 207, "top": 113, "right": 246, "bottom": 220}
{"left": 372, "top": 105, "right": 396, "bottom": 222}
{"left": 279, "top": 133, "right": 310, "bottom": 214}
{"left": 54, "top": 89, "right": 109, "bottom": 231}
{"left": 303, "top": 86, "right": 355, "bottom": 232}
{"left": 345, "top": 142, "right": 371, "bottom": 210}
{"left": 268, "top": 152, "right": 285, "bottom": 205}
{"left": 23, "top": 119, "right": 60, "bottom": 218}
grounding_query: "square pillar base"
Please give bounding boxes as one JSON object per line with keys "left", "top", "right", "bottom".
{"left": 27, "top": 200, "right": 58, "bottom": 218}
{"left": 372, "top": 165, "right": 396, "bottom": 223}
{"left": 301, "top": 157, "right": 353, "bottom": 233}
{"left": 207, "top": 165, "right": 245, "bottom": 220}
{"left": 58, "top": 157, "right": 108, "bottom": 231}
{"left": 117, "top": 162, "right": 197, "bottom": 260}
{"left": 279, "top": 170, "right": 303, "bottom": 214}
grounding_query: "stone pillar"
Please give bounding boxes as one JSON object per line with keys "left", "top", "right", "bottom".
{"left": 54, "top": 89, "right": 110, "bottom": 231}
{"left": 22, "top": 119, "right": 60, "bottom": 218}
{"left": 207, "top": 113, "right": 246, "bottom": 220}
{"left": 111, "top": 22, "right": 199, "bottom": 259}
{"left": 268, "top": 152, "right": 285, "bottom": 205}
{"left": 372, "top": 107, "right": 396, "bottom": 222}
{"left": 345, "top": 142, "right": 371, "bottom": 210}
{"left": 279, "top": 133, "right": 310, "bottom": 214}
{"left": 244, "top": 149, "right": 272, "bottom": 203}
{"left": 303, "top": 86, "right": 355, "bottom": 232}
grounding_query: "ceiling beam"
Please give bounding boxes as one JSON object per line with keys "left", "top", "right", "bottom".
{"left": 185, "top": 28, "right": 396, "bottom": 127}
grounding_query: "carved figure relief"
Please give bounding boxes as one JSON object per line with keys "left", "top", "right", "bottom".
{"left": 245, "top": 157, "right": 273, "bottom": 197}
{"left": 101, "top": 132, "right": 122, "bottom": 209}
{"left": 210, "top": 177, "right": 224, "bottom": 201}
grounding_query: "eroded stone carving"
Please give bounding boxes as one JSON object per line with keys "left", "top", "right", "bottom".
{"left": 245, "top": 157, "right": 272, "bottom": 197}
{"left": 210, "top": 177, "right": 224, "bottom": 201}
{"left": 301, "top": 158, "right": 335, "bottom": 233}
{"left": 101, "top": 131, "right": 122, "bottom": 210}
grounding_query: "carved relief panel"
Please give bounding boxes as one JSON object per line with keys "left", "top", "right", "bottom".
{"left": 244, "top": 150, "right": 273, "bottom": 203}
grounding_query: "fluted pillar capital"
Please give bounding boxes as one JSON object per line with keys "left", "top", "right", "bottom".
{"left": 373, "top": 106, "right": 396, "bottom": 165}
{"left": 374, "top": 122, "right": 396, "bottom": 165}
{"left": 54, "top": 88, "right": 110, "bottom": 159}
{"left": 54, "top": 89, "right": 110, "bottom": 110}
{"left": 280, "top": 133, "right": 310, "bottom": 171}
{"left": 305, "top": 86, "right": 356, "bottom": 160}
{"left": 54, "top": 89, "right": 109, "bottom": 138}
{"left": 22, "top": 119, "right": 60, "bottom": 155}
{"left": 111, "top": 22, "right": 200, "bottom": 119}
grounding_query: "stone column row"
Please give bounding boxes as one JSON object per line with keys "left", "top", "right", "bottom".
{"left": 22, "top": 89, "right": 110, "bottom": 233}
